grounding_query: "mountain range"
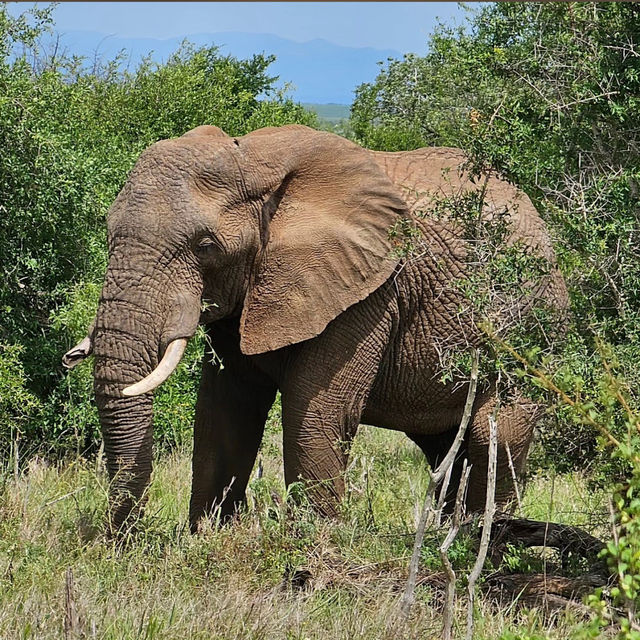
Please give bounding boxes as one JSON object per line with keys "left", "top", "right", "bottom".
{"left": 42, "top": 30, "right": 402, "bottom": 105}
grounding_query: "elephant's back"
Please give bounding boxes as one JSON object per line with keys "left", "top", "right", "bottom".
{"left": 371, "top": 147, "right": 556, "bottom": 264}
{"left": 372, "top": 146, "right": 567, "bottom": 313}
{"left": 363, "top": 149, "right": 568, "bottom": 433}
{"left": 371, "top": 147, "right": 469, "bottom": 201}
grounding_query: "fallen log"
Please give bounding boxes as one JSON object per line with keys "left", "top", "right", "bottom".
{"left": 491, "top": 516, "right": 605, "bottom": 561}
{"left": 486, "top": 572, "right": 606, "bottom": 615}
{"left": 485, "top": 516, "right": 611, "bottom": 614}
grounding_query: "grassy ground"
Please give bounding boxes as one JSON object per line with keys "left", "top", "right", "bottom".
{"left": 0, "top": 413, "right": 608, "bottom": 639}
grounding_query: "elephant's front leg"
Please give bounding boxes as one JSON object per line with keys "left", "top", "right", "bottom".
{"left": 281, "top": 401, "right": 357, "bottom": 517}
{"left": 189, "top": 346, "right": 277, "bottom": 531}
{"left": 280, "top": 303, "right": 392, "bottom": 517}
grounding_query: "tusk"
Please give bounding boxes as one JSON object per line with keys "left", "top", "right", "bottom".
{"left": 62, "top": 336, "right": 93, "bottom": 369}
{"left": 122, "top": 338, "right": 188, "bottom": 397}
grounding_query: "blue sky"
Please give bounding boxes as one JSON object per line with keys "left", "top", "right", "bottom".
{"left": 14, "top": 2, "right": 470, "bottom": 53}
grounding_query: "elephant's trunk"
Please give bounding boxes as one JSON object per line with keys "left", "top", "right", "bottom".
{"left": 92, "top": 270, "right": 201, "bottom": 532}
{"left": 92, "top": 295, "right": 159, "bottom": 531}
{"left": 95, "top": 391, "right": 154, "bottom": 532}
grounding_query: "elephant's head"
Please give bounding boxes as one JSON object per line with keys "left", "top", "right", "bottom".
{"left": 64, "top": 124, "right": 408, "bottom": 530}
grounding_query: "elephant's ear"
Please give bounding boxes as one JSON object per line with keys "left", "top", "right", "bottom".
{"left": 239, "top": 128, "right": 408, "bottom": 355}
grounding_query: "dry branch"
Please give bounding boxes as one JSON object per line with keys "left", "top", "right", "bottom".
{"left": 504, "top": 442, "right": 523, "bottom": 516}
{"left": 434, "top": 460, "right": 454, "bottom": 529}
{"left": 483, "top": 515, "right": 610, "bottom": 616}
{"left": 441, "top": 461, "right": 471, "bottom": 640}
{"left": 64, "top": 567, "right": 78, "bottom": 639}
{"left": 490, "top": 518, "right": 606, "bottom": 562}
{"left": 486, "top": 572, "right": 606, "bottom": 618}
{"left": 465, "top": 409, "right": 498, "bottom": 640}
{"left": 398, "top": 349, "right": 480, "bottom": 621}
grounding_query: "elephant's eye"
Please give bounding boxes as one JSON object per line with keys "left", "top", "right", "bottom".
{"left": 195, "top": 236, "right": 218, "bottom": 258}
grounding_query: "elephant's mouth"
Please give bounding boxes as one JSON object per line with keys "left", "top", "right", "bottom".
{"left": 121, "top": 337, "right": 188, "bottom": 397}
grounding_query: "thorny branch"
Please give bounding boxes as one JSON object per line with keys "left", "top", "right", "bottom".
{"left": 398, "top": 348, "right": 480, "bottom": 620}
{"left": 486, "top": 327, "right": 626, "bottom": 454}
{"left": 465, "top": 408, "right": 499, "bottom": 640}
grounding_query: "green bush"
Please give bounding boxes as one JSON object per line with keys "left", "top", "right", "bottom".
{"left": 353, "top": 7, "right": 640, "bottom": 634}
{"left": 502, "top": 340, "right": 640, "bottom": 639}
{"left": 0, "top": 343, "right": 41, "bottom": 462}
{"left": 351, "top": 2, "right": 640, "bottom": 475}
{"left": 0, "top": 5, "right": 316, "bottom": 455}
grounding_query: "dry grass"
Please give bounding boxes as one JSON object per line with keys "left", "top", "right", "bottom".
{"left": 0, "top": 423, "right": 607, "bottom": 639}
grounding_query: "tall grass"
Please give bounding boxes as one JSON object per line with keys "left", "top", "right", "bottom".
{"left": 0, "top": 421, "right": 605, "bottom": 639}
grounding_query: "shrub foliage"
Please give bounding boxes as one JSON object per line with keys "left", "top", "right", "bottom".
{"left": 351, "top": 5, "right": 640, "bottom": 634}
{"left": 0, "top": 5, "right": 315, "bottom": 453}
{"left": 351, "top": 2, "right": 640, "bottom": 475}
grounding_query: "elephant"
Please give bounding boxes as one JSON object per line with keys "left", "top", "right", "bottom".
{"left": 62, "top": 124, "right": 568, "bottom": 532}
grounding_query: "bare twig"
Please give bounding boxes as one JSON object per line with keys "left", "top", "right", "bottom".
{"left": 399, "top": 349, "right": 480, "bottom": 620}
{"left": 465, "top": 408, "right": 498, "bottom": 640}
{"left": 543, "top": 473, "right": 555, "bottom": 601}
{"left": 487, "top": 94, "right": 507, "bottom": 128}
{"left": 555, "top": 90, "right": 619, "bottom": 111}
{"left": 589, "top": 256, "right": 626, "bottom": 318}
{"left": 44, "top": 487, "right": 86, "bottom": 508}
{"left": 504, "top": 442, "right": 523, "bottom": 516}
{"left": 64, "top": 567, "right": 78, "bottom": 639}
{"left": 12, "top": 425, "right": 19, "bottom": 483}
{"left": 435, "top": 461, "right": 454, "bottom": 529}
{"left": 431, "top": 349, "right": 481, "bottom": 488}
{"left": 441, "top": 461, "right": 471, "bottom": 640}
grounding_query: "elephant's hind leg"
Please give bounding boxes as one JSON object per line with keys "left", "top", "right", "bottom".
{"left": 465, "top": 396, "right": 539, "bottom": 513}
{"left": 408, "top": 396, "right": 538, "bottom": 515}
{"left": 407, "top": 428, "right": 468, "bottom": 513}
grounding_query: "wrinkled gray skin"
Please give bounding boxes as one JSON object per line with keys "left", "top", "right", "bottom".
{"left": 64, "top": 125, "right": 568, "bottom": 532}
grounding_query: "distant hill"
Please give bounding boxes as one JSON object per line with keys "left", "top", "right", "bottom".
{"left": 302, "top": 103, "right": 351, "bottom": 124}
{"left": 42, "top": 30, "right": 400, "bottom": 104}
